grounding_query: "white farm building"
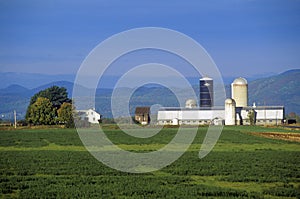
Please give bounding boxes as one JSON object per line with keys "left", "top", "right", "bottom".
{"left": 158, "top": 107, "right": 225, "bottom": 125}
{"left": 157, "top": 106, "right": 284, "bottom": 126}
{"left": 157, "top": 77, "right": 285, "bottom": 126}
{"left": 77, "top": 109, "right": 101, "bottom": 124}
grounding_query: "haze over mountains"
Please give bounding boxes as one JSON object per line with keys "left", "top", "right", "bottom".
{"left": 0, "top": 72, "right": 278, "bottom": 89}
{"left": 0, "top": 69, "right": 299, "bottom": 120}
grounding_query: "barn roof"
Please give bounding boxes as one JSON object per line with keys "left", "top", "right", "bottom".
{"left": 135, "top": 107, "right": 150, "bottom": 114}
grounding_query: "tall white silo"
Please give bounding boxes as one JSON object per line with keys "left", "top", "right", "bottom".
{"left": 225, "top": 98, "right": 236, "bottom": 125}
{"left": 231, "top": 77, "right": 248, "bottom": 107}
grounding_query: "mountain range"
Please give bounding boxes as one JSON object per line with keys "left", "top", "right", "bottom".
{"left": 0, "top": 69, "right": 299, "bottom": 120}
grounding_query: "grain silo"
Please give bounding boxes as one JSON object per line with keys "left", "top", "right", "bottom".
{"left": 185, "top": 99, "right": 197, "bottom": 108}
{"left": 225, "top": 98, "right": 236, "bottom": 125}
{"left": 231, "top": 77, "right": 248, "bottom": 107}
{"left": 200, "top": 77, "right": 213, "bottom": 107}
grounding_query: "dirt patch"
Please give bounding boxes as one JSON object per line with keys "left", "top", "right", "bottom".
{"left": 251, "top": 132, "right": 300, "bottom": 142}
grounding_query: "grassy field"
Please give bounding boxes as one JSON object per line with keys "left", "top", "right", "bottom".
{"left": 0, "top": 126, "right": 299, "bottom": 198}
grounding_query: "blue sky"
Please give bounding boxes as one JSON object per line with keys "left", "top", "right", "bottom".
{"left": 0, "top": 0, "right": 299, "bottom": 77}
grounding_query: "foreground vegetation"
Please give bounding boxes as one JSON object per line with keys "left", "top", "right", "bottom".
{"left": 0, "top": 126, "right": 299, "bottom": 198}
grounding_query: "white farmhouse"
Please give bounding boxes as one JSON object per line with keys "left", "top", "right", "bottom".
{"left": 77, "top": 109, "right": 101, "bottom": 124}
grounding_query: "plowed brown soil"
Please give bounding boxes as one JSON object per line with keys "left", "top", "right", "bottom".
{"left": 251, "top": 132, "right": 300, "bottom": 142}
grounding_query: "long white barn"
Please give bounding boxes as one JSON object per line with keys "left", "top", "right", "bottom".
{"left": 157, "top": 106, "right": 284, "bottom": 126}
{"left": 236, "top": 106, "right": 284, "bottom": 125}
{"left": 158, "top": 107, "right": 224, "bottom": 125}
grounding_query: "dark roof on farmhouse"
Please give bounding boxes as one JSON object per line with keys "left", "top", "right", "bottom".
{"left": 135, "top": 107, "right": 150, "bottom": 114}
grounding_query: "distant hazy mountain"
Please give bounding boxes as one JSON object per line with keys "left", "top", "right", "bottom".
{"left": 1, "top": 84, "right": 30, "bottom": 94}
{"left": 0, "top": 71, "right": 276, "bottom": 89}
{"left": 248, "top": 69, "right": 300, "bottom": 114}
{"left": 0, "top": 69, "right": 299, "bottom": 120}
{"left": 0, "top": 72, "right": 76, "bottom": 89}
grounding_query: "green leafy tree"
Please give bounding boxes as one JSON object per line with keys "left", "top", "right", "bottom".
{"left": 29, "top": 86, "right": 71, "bottom": 109}
{"left": 57, "top": 102, "right": 75, "bottom": 128}
{"left": 247, "top": 109, "right": 256, "bottom": 125}
{"left": 26, "top": 97, "right": 56, "bottom": 125}
{"left": 26, "top": 86, "right": 72, "bottom": 124}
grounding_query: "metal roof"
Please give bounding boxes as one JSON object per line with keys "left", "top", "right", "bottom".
{"left": 135, "top": 107, "right": 150, "bottom": 114}
{"left": 232, "top": 77, "right": 247, "bottom": 85}
{"left": 241, "top": 106, "right": 284, "bottom": 110}
{"left": 200, "top": 76, "right": 213, "bottom": 81}
{"left": 159, "top": 106, "right": 225, "bottom": 111}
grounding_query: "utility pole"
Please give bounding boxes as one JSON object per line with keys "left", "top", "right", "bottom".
{"left": 276, "top": 111, "right": 278, "bottom": 126}
{"left": 264, "top": 100, "right": 266, "bottom": 125}
{"left": 14, "top": 110, "right": 17, "bottom": 128}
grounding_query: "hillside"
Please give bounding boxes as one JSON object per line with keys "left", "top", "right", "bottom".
{"left": 0, "top": 69, "right": 299, "bottom": 120}
{"left": 248, "top": 69, "right": 300, "bottom": 114}
{"left": 0, "top": 72, "right": 75, "bottom": 89}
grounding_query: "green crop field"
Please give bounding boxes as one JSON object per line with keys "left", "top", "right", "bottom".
{"left": 0, "top": 126, "right": 299, "bottom": 198}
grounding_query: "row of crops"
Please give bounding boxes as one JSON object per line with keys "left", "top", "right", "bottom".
{"left": 0, "top": 126, "right": 299, "bottom": 198}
